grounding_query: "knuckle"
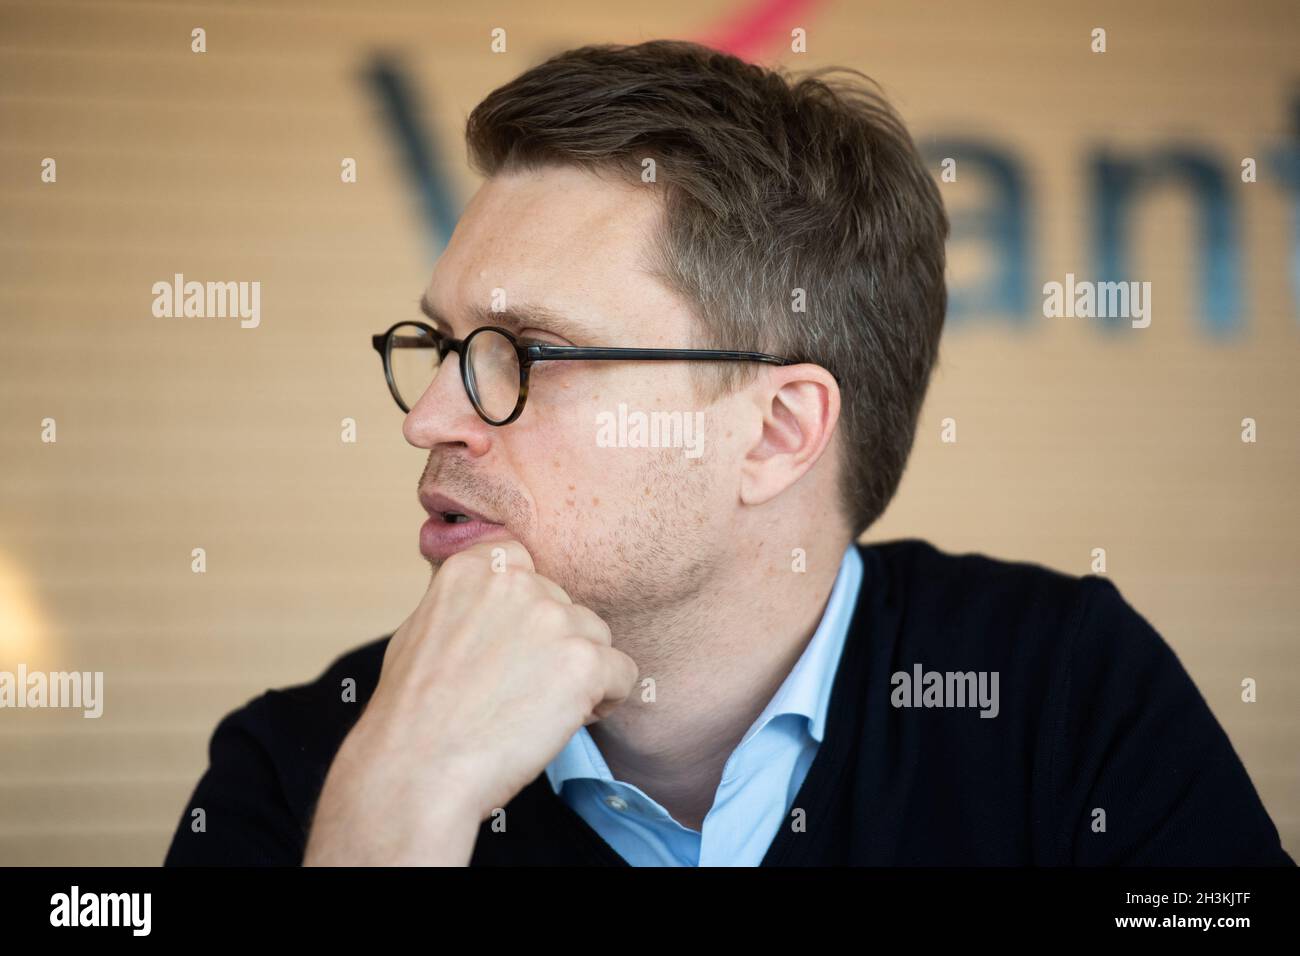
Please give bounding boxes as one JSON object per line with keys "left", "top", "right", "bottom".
{"left": 499, "top": 540, "right": 529, "bottom": 563}
{"left": 619, "top": 651, "right": 639, "bottom": 685}
{"left": 485, "top": 566, "right": 527, "bottom": 597}
{"left": 589, "top": 610, "right": 613, "bottom": 644}
{"left": 438, "top": 548, "right": 483, "bottom": 580}
{"left": 534, "top": 598, "right": 571, "bottom": 632}
{"left": 561, "top": 637, "right": 600, "bottom": 673}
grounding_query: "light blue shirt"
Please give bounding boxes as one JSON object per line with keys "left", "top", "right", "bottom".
{"left": 544, "top": 544, "right": 864, "bottom": 866}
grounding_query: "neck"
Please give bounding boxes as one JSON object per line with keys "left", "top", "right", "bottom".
{"left": 588, "top": 534, "right": 851, "bottom": 831}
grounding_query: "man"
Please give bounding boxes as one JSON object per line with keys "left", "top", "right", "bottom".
{"left": 164, "top": 40, "right": 1292, "bottom": 866}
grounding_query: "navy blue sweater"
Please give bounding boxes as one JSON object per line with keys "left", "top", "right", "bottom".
{"left": 164, "top": 539, "right": 1294, "bottom": 866}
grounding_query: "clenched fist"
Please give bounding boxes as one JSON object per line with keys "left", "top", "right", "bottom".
{"left": 303, "top": 538, "right": 638, "bottom": 865}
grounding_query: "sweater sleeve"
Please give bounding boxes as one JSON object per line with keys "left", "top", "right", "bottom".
{"left": 163, "top": 697, "right": 306, "bottom": 866}
{"left": 1046, "top": 576, "right": 1294, "bottom": 866}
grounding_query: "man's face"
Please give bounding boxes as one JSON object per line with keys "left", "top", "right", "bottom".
{"left": 405, "top": 165, "right": 741, "bottom": 628}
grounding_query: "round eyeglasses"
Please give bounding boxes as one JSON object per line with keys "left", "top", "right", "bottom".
{"left": 371, "top": 320, "right": 798, "bottom": 426}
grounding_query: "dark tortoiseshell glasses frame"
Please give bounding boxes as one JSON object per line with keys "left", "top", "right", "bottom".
{"left": 372, "top": 320, "right": 797, "bottom": 426}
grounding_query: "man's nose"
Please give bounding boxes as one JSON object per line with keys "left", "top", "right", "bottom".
{"left": 401, "top": 357, "right": 493, "bottom": 454}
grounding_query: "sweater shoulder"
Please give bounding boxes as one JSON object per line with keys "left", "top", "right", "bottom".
{"left": 861, "top": 536, "right": 1107, "bottom": 636}
{"left": 219, "top": 635, "right": 392, "bottom": 823}
{"left": 165, "top": 635, "right": 393, "bottom": 864}
{"left": 855, "top": 537, "right": 1134, "bottom": 704}
{"left": 865, "top": 536, "right": 1089, "bottom": 594}
{"left": 264, "top": 633, "right": 392, "bottom": 712}
{"left": 844, "top": 539, "right": 1293, "bottom": 865}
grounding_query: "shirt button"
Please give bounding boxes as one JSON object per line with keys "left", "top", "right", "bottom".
{"left": 604, "top": 794, "right": 629, "bottom": 811}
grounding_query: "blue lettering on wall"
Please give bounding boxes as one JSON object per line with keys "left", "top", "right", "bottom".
{"left": 368, "top": 61, "right": 1298, "bottom": 339}
{"left": 1092, "top": 145, "right": 1241, "bottom": 337}
{"left": 921, "top": 139, "right": 1032, "bottom": 324}
{"left": 365, "top": 56, "right": 460, "bottom": 257}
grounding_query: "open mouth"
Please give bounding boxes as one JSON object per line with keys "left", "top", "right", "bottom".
{"left": 418, "top": 493, "right": 506, "bottom": 560}
{"left": 420, "top": 490, "right": 501, "bottom": 529}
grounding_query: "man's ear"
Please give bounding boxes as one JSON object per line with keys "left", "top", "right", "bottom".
{"left": 738, "top": 364, "right": 841, "bottom": 509}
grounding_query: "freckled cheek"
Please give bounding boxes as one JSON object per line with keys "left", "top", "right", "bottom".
{"left": 533, "top": 447, "right": 642, "bottom": 526}
{"left": 517, "top": 433, "right": 608, "bottom": 523}
{"left": 526, "top": 369, "right": 660, "bottom": 523}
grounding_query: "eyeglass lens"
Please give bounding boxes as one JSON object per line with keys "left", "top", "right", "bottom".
{"left": 387, "top": 324, "right": 519, "bottom": 421}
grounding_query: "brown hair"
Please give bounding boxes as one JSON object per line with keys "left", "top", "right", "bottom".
{"left": 465, "top": 40, "right": 948, "bottom": 538}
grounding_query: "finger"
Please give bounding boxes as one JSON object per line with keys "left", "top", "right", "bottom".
{"left": 527, "top": 572, "right": 573, "bottom": 606}
{"left": 594, "top": 646, "right": 639, "bottom": 713}
{"left": 422, "top": 539, "right": 536, "bottom": 608}
{"left": 565, "top": 603, "right": 612, "bottom": 646}
{"left": 462, "top": 538, "right": 536, "bottom": 574}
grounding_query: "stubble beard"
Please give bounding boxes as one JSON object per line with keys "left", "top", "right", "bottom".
{"left": 420, "top": 447, "right": 724, "bottom": 672}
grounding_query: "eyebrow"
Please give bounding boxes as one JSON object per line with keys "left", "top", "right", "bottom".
{"left": 418, "top": 292, "right": 598, "bottom": 345}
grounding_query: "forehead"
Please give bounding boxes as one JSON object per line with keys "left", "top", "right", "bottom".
{"left": 425, "top": 166, "right": 684, "bottom": 342}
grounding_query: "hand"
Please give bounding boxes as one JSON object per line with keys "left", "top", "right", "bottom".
{"left": 303, "top": 538, "right": 638, "bottom": 865}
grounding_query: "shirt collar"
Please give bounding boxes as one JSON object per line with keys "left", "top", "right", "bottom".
{"left": 544, "top": 543, "right": 864, "bottom": 793}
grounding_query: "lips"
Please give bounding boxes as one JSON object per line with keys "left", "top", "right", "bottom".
{"left": 418, "top": 490, "right": 501, "bottom": 526}
{"left": 417, "top": 491, "right": 510, "bottom": 561}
